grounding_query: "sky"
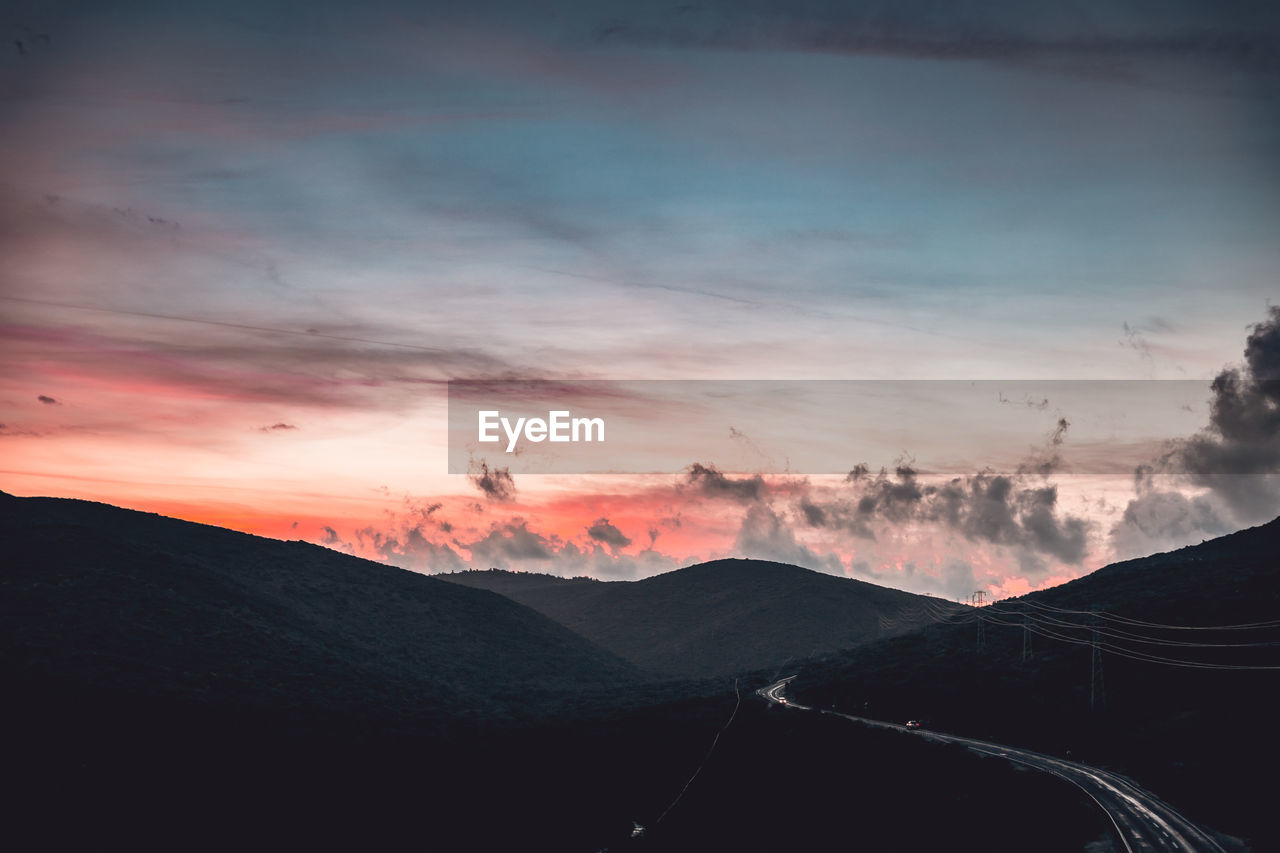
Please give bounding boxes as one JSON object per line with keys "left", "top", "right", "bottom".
{"left": 2, "top": 0, "right": 1279, "bottom": 600}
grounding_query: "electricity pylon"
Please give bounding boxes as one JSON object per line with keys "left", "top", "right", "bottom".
{"left": 1090, "top": 613, "right": 1106, "bottom": 712}
{"left": 971, "top": 591, "right": 987, "bottom": 654}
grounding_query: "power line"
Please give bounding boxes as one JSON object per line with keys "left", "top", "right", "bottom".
{"left": 1010, "top": 598, "right": 1280, "bottom": 631}
{"left": 885, "top": 595, "right": 1280, "bottom": 670}
{"left": 1090, "top": 613, "right": 1106, "bottom": 713}
{"left": 997, "top": 608, "right": 1280, "bottom": 649}
{"left": 991, "top": 615, "right": 1280, "bottom": 671}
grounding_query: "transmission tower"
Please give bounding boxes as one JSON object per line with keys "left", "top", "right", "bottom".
{"left": 971, "top": 591, "right": 987, "bottom": 654}
{"left": 1089, "top": 612, "right": 1106, "bottom": 712}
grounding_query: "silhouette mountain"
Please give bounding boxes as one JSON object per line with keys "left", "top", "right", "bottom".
{"left": 3, "top": 490, "right": 1274, "bottom": 849}
{"left": 0, "top": 491, "right": 637, "bottom": 721}
{"left": 789, "top": 516, "right": 1280, "bottom": 850}
{"left": 440, "top": 558, "right": 938, "bottom": 678}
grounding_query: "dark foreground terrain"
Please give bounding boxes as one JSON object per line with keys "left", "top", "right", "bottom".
{"left": 3, "top": 492, "right": 1276, "bottom": 850}
{"left": 790, "top": 519, "right": 1280, "bottom": 850}
{"left": 7, "top": 671, "right": 1111, "bottom": 851}
{"left": 0, "top": 492, "right": 1090, "bottom": 850}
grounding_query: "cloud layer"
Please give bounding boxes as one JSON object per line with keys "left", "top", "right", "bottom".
{"left": 1113, "top": 307, "right": 1280, "bottom": 556}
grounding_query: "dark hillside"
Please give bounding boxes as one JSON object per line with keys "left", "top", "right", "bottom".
{"left": 3, "top": 491, "right": 1268, "bottom": 849}
{"left": 790, "top": 517, "right": 1280, "bottom": 850}
{"left": 442, "top": 558, "right": 938, "bottom": 678}
{"left": 438, "top": 567, "right": 599, "bottom": 597}
{"left": 0, "top": 491, "right": 637, "bottom": 721}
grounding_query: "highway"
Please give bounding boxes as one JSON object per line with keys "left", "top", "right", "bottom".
{"left": 759, "top": 677, "right": 1228, "bottom": 853}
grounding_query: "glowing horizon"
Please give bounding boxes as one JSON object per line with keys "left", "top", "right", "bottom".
{"left": 3, "top": 1, "right": 1279, "bottom": 600}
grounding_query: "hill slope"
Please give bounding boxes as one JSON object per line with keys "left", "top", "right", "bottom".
{"left": 441, "top": 559, "right": 938, "bottom": 678}
{"left": 0, "top": 492, "right": 637, "bottom": 720}
{"left": 789, "top": 517, "right": 1280, "bottom": 850}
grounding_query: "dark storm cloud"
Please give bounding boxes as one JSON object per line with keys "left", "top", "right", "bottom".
{"left": 852, "top": 557, "right": 981, "bottom": 602}
{"left": 1156, "top": 308, "right": 1279, "bottom": 511}
{"left": 1013, "top": 484, "right": 1089, "bottom": 564}
{"left": 407, "top": 499, "right": 446, "bottom": 526}
{"left": 861, "top": 465, "right": 926, "bottom": 523}
{"left": 355, "top": 523, "right": 466, "bottom": 571}
{"left": 1049, "top": 417, "right": 1069, "bottom": 446}
{"left": 733, "top": 502, "right": 843, "bottom": 574}
{"left": 1015, "top": 418, "right": 1069, "bottom": 478}
{"left": 1111, "top": 464, "right": 1234, "bottom": 558}
{"left": 845, "top": 463, "right": 871, "bottom": 482}
{"left": 799, "top": 497, "right": 827, "bottom": 527}
{"left": 922, "top": 473, "right": 1087, "bottom": 565}
{"left": 1112, "top": 308, "right": 1280, "bottom": 554}
{"left": 586, "top": 517, "right": 631, "bottom": 549}
{"left": 466, "top": 519, "right": 554, "bottom": 563}
{"left": 803, "top": 464, "right": 1090, "bottom": 567}
{"left": 469, "top": 461, "right": 516, "bottom": 503}
{"left": 1184, "top": 307, "right": 1280, "bottom": 475}
{"left": 685, "top": 462, "right": 765, "bottom": 502}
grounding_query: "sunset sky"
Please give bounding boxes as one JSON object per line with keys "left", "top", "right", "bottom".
{"left": 3, "top": 0, "right": 1279, "bottom": 600}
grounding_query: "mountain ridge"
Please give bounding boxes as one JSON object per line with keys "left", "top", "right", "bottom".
{"left": 788, "top": 514, "right": 1280, "bottom": 850}
{"left": 0, "top": 491, "right": 638, "bottom": 721}
{"left": 441, "top": 557, "right": 941, "bottom": 678}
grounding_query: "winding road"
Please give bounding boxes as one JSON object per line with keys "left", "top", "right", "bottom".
{"left": 759, "top": 677, "right": 1228, "bottom": 853}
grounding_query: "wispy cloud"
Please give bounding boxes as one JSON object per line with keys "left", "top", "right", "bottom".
{"left": 591, "top": 2, "right": 1280, "bottom": 75}
{"left": 469, "top": 461, "right": 516, "bottom": 503}
{"left": 585, "top": 517, "right": 632, "bottom": 550}
{"left": 683, "top": 462, "right": 766, "bottom": 502}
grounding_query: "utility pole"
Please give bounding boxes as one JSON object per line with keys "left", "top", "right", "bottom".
{"left": 971, "top": 591, "right": 987, "bottom": 654}
{"left": 1021, "top": 617, "right": 1033, "bottom": 663}
{"left": 1090, "top": 612, "right": 1106, "bottom": 712}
